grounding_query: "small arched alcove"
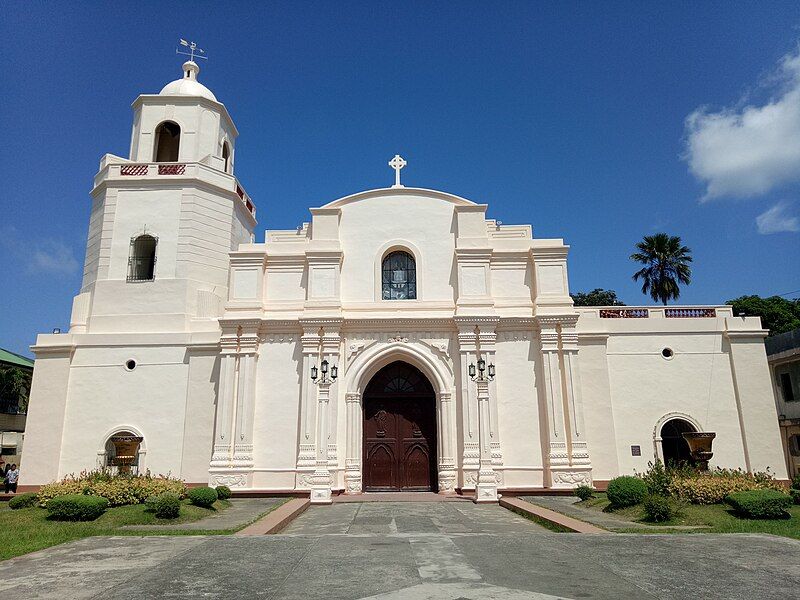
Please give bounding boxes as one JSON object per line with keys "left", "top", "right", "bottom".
{"left": 660, "top": 418, "right": 698, "bottom": 467}
{"left": 103, "top": 430, "right": 145, "bottom": 474}
{"left": 153, "top": 121, "right": 181, "bottom": 162}
{"left": 127, "top": 234, "right": 157, "bottom": 282}
{"left": 362, "top": 361, "right": 437, "bottom": 492}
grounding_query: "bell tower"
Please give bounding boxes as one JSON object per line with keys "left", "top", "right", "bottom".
{"left": 70, "top": 58, "right": 257, "bottom": 334}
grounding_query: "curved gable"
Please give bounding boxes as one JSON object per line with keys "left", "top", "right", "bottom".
{"left": 319, "top": 186, "right": 480, "bottom": 210}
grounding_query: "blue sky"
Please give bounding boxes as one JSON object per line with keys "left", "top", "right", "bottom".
{"left": 2, "top": 2, "right": 799, "bottom": 357}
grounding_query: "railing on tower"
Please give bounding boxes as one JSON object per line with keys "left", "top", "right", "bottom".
{"left": 112, "top": 160, "right": 256, "bottom": 218}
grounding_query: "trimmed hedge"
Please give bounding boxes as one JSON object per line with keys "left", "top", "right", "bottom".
{"left": 643, "top": 494, "right": 677, "bottom": 522}
{"left": 606, "top": 476, "right": 647, "bottom": 508}
{"left": 188, "top": 486, "right": 218, "bottom": 508}
{"left": 38, "top": 470, "right": 186, "bottom": 507}
{"left": 8, "top": 492, "right": 38, "bottom": 510}
{"left": 725, "top": 489, "right": 793, "bottom": 519}
{"left": 153, "top": 493, "right": 181, "bottom": 519}
{"left": 574, "top": 485, "right": 594, "bottom": 501}
{"left": 215, "top": 485, "right": 232, "bottom": 500}
{"left": 47, "top": 494, "right": 109, "bottom": 521}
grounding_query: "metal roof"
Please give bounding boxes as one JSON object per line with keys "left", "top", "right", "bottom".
{"left": 0, "top": 348, "right": 34, "bottom": 369}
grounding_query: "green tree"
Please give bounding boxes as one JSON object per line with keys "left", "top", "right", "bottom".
{"left": 0, "top": 366, "right": 32, "bottom": 414}
{"left": 726, "top": 295, "right": 800, "bottom": 336}
{"left": 631, "top": 233, "right": 693, "bottom": 305}
{"left": 571, "top": 288, "right": 625, "bottom": 306}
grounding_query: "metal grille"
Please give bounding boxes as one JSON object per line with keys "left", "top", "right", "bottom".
{"left": 665, "top": 308, "right": 716, "bottom": 318}
{"left": 121, "top": 164, "right": 148, "bottom": 176}
{"left": 127, "top": 235, "right": 157, "bottom": 282}
{"left": 157, "top": 164, "right": 186, "bottom": 175}
{"left": 382, "top": 251, "right": 416, "bottom": 300}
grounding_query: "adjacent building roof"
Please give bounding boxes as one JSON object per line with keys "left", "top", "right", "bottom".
{"left": 765, "top": 328, "right": 800, "bottom": 358}
{"left": 0, "top": 348, "right": 34, "bottom": 370}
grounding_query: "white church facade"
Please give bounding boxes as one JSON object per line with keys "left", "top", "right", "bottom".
{"left": 21, "top": 61, "right": 788, "bottom": 501}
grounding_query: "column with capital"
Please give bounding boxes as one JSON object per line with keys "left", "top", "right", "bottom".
{"left": 296, "top": 326, "right": 321, "bottom": 486}
{"left": 310, "top": 379, "right": 333, "bottom": 504}
{"left": 474, "top": 375, "right": 498, "bottom": 502}
{"left": 456, "top": 323, "right": 480, "bottom": 489}
{"left": 477, "top": 325, "right": 504, "bottom": 477}
{"left": 536, "top": 316, "right": 592, "bottom": 488}
{"left": 344, "top": 392, "right": 362, "bottom": 493}
{"left": 210, "top": 344, "right": 237, "bottom": 468}
{"left": 437, "top": 391, "right": 457, "bottom": 493}
{"left": 232, "top": 340, "right": 258, "bottom": 468}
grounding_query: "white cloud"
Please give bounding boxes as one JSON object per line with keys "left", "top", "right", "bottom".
{"left": 756, "top": 201, "right": 800, "bottom": 234}
{"left": 684, "top": 46, "right": 800, "bottom": 200}
{"left": 29, "top": 241, "right": 79, "bottom": 275}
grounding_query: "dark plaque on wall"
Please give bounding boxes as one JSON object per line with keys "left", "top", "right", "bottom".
{"left": 631, "top": 445, "right": 641, "bottom": 456}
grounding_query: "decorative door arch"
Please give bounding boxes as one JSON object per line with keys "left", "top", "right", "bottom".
{"left": 362, "top": 361, "right": 437, "bottom": 492}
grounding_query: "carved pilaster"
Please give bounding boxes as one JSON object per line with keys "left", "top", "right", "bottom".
{"left": 344, "top": 392, "right": 362, "bottom": 493}
{"left": 535, "top": 315, "right": 592, "bottom": 487}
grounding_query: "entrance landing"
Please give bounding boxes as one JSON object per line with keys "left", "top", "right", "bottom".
{"left": 333, "top": 492, "right": 469, "bottom": 503}
{"left": 282, "top": 500, "right": 545, "bottom": 535}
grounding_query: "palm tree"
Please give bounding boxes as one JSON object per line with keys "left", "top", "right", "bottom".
{"left": 631, "top": 233, "right": 693, "bottom": 305}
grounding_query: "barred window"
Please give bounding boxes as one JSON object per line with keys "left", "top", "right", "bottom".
{"left": 128, "top": 235, "right": 157, "bottom": 282}
{"left": 382, "top": 251, "right": 416, "bottom": 300}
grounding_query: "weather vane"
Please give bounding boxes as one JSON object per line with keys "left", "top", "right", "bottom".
{"left": 176, "top": 39, "right": 207, "bottom": 62}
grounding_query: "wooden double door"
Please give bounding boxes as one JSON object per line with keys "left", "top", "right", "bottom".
{"left": 362, "top": 362, "right": 437, "bottom": 492}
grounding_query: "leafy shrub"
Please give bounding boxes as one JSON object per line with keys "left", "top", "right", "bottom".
{"left": 144, "top": 495, "right": 159, "bottom": 511}
{"left": 643, "top": 494, "right": 678, "bottom": 522}
{"left": 574, "top": 485, "right": 594, "bottom": 501}
{"left": 725, "top": 489, "right": 793, "bottom": 519}
{"left": 791, "top": 473, "right": 800, "bottom": 491}
{"left": 639, "top": 460, "right": 671, "bottom": 496}
{"left": 188, "top": 486, "right": 218, "bottom": 508}
{"left": 669, "top": 468, "right": 784, "bottom": 505}
{"left": 606, "top": 476, "right": 647, "bottom": 508}
{"left": 791, "top": 489, "right": 800, "bottom": 506}
{"left": 47, "top": 494, "right": 109, "bottom": 521}
{"left": 8, "top": 492, "right": 38, "bottom": 510}
{"left": 153, "top": 493, "right": 181, "bottom": 519}
{"left": 215, "top": 485, "right": 232, "bottom": 500}
{"left": 37, "top": 470, "right": 186, "bottom": 507}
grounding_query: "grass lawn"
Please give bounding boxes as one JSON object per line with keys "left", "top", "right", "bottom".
{"left": 0, "top": 498, "right": 233, "bottom": 561}
{"left": 578, "top": 493, "right": 800, "bottom": 539}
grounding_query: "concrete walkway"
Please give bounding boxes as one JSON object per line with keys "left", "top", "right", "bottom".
{"left": 523, "top": 495, "right": 707, "bottom": 531}
{"left": 0, "top": 501, "right": 798, "bottom": 599}
{"left": 124, "top": 497, "right": 285, "bottom": 531}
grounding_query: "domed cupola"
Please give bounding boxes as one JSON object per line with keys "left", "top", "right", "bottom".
{"left": 159, "top": 61, "right": 217, "bottom": 102}
{"left": 128, "top": 58, "right": 238, "bottom": 172}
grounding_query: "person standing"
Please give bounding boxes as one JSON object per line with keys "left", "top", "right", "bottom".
{"left": 4, "top": 464, "right": 19, "bottom": 494}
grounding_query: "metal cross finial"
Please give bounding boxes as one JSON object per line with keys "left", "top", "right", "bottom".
{"left": 176, "top": 39, "right": 207, "bottom": 62}
{"left": 388, "top": 155, "right": 407, "bottom": 188}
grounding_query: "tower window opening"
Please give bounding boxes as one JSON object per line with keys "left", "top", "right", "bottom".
{"left": 222, "top": 142, "right": 231, "bottom": 173}
{"left": 153, "top": 121, "right": 181, "bottom": 162}
{"left": 127, "top": 234, "right": 157, "bottom": 282}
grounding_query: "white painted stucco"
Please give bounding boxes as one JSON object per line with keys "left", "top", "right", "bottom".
{"left": 20, "top": 63, "right": 788, "bottom": 495}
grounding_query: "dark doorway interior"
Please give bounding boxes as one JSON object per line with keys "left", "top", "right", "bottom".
{"left": 660, "top": 418, "right": 697, "bottom": 467}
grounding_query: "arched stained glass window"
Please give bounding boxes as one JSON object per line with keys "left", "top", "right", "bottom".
{"left": 382, "top": 251, "right": 416, "bottom": 300}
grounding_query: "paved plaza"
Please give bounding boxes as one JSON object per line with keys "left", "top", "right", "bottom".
{"left": 0, "top": 501, "right": 798, "bottom": 599}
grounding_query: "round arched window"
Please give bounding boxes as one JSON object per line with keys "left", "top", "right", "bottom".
{"left": 382, "top": 251, "right": 416, "bottom": 300}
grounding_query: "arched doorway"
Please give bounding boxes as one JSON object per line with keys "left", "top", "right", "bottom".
{"left": 660, "top": 418, "right": 697, "bottom": 467}
{"left": 363, "top": 361, "right": 437, "bottom": 492}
